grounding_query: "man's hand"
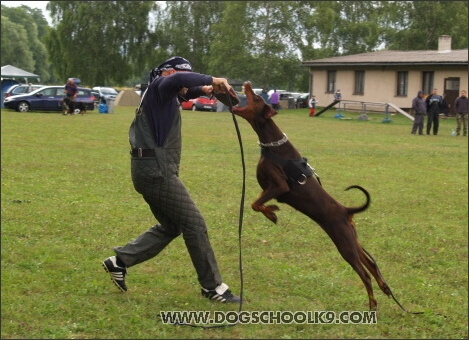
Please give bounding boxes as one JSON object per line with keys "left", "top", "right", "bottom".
{"left": 211, "top": 77, "right": 239, "bottom": 107}
{"left": 212, "top": 77, "right": 234, "bottom": 95}
{"left": 201, "top": 85, "right": 213, "bottom": 95}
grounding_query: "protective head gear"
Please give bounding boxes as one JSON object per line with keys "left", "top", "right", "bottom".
{"left": 157, "top": 56, "right": 192, "bottom": 72}
{"left": 149, "top": 56, "right": 192, "bottom": 84}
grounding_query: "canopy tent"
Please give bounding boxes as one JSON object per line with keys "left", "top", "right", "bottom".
{"left": 114, "top": 89, "right": 141, "bottom": 106}
{"left": 1, "top": 65, "right": 40, "bottom": 83}
{"left": 1, "top": 65, "right": 40, "bottom": 108}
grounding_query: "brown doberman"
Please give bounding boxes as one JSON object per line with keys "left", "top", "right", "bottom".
{"left": 231, "top": 81, "right": 412, "bottom": 311}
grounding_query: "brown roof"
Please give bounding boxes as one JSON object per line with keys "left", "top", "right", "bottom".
{"left": 302, "top": 49, "right": 468, "bottom": 67}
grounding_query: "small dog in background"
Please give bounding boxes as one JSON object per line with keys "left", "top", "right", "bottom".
{"left": 62, "top": 97, "right": 87, "bottom": 115}
{"left": 73, "top": 101, "right": 88, "bottom": 115}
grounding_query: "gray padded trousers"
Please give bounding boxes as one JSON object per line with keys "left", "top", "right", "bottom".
{"left": 114, "top": 169, "right": 223, "bottom": 290}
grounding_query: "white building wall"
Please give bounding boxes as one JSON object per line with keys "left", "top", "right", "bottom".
{"left": 310, "top": 67, "right": 468, "bottom": 112}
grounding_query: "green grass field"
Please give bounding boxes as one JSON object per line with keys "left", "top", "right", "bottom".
{"left": 1, "top": 106, "right": 467, "bottom": 339}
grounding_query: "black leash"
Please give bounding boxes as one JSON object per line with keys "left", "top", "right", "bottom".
{"left": 230, "top": 100, "right": 246, "bottom": 315}
{"left": 165, "top": 92, "right": 246, "bottom": 329}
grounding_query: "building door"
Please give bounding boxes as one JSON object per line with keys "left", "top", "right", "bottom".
{"left": 444, "top": 77, "right": 460, "bottom": 115}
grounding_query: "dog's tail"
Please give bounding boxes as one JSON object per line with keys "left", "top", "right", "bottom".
{"left": 345, "top": 185, "right": 370, "bottom": 215}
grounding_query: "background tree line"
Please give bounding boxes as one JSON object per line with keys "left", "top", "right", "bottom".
{"left": 1, "top": 1, "right": 467, "bottom": 91}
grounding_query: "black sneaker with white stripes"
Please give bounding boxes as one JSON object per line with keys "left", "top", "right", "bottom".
{"left": 201, "top": 283, "right": 241, "bottom": 303}
{"left": 102, "top": 256, "right": 127, "bottom": 292}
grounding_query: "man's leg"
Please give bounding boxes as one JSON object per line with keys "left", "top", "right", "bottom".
{"left": 462, "top": 113, "right": 467, "bottom": 136}
{"left": 113, "top": 223, "right": 180, "bottom": 267}
{"left": 126, "top": 173, "right": 223, "bottom": 289}
{"left": 426, "top": 113, "right": 432, "bottom": 134}
{"left": 433, "top": 113, "right": 439, "bottom": 135}
{"left": 62, "top": 98, "right": 70, "bottom": 114}
{"left": 456, "top": 113, "right": 462, "bottom": 135}
{"left": 69, "top": 99, "right": 76, "bottom": 113}
{"left": 413, "top": 115, "right": 422, "bottom": 134}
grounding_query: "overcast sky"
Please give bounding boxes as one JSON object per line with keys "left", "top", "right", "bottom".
{"left": 2, "top": 1, "right": 52, "bottom": 25}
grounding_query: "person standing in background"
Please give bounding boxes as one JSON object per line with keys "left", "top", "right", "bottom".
{"left": 441, "top": 93, "right": 450, "bottom": 117}
{"left": 269, "top": 89, "right": 280, "bottom": 110}
{"left": 334, "top": 89, "right": 342, "bottom": 111}
{"left": 334, "top": 89, "right": 342, "bottom": 101}
{"left": 63, "top": 78, "right": 78, "bottom": 115}
{"left": 261, "top": 88, "right": 270, "bottom": 104}
{"left": 425, "top": 88, "right": 443, "bottom": 135}
{"left": 454, "top": 89, "right": 468, "bottom": 136}
{"left": 308, "top": 95, "right": 318, "bottom": 117}
{"left": 411, "top": 91, "right": 427, "bottom": 135}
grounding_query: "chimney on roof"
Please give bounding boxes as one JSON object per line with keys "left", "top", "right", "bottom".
{"left": 438, "top": 35, "right": 451, "bottom": 53}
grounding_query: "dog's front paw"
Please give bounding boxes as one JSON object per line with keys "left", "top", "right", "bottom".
{"left": 266, "top": 204, "right": 279, "bottom": 211}
{"left": 259, "top": 205, "right": 279, "bottom": 224}
{"left": 264, "top": 211, "right": 278, "bottom": 224}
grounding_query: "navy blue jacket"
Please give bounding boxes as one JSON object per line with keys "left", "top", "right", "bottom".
{"left": 142, "top": 72, "right": 212, "bottom": 146}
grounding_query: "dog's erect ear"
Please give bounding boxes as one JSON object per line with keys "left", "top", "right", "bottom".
{"left": 263, "top": 104, "right": 277, "bottom": 119}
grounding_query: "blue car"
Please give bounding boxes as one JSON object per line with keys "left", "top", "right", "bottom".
{"left": 3, "top": 85, "right": 95, "bottom": 112}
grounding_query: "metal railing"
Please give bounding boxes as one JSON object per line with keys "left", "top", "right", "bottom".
{"left": 336, "top": 100, "right": 391, "bottom": 114}
{"left": 332, "top": 100, "right": 413, "bottom": 122}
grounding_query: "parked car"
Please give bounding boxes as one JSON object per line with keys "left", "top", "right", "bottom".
{"left": 3, "top": 86, "right": 95, "bottom": 112}
{"left": 90, "top": 90, "right": 101, "bottom": 103}
{"left": 296, "top": 93, "right": 310, "bottom": 108}
{"left": 279, "top": 92, "right": 293, "bottom": 100}
{"left": 290, "top": 92, "right": 302, "bottom": 100}
{"left": 92, "top": 86, "right": 119, "bottom": 103}
{"left": 4, "top": 84, "right": 45, "bottom": 98}
{"left": 267, "top": 89, "right": 287, "bottom": 97}
{"left": 134, "top": 84, "right": 149, "bottom": 97}
{"left": 180, "top": 96, "right": 217, "bottom": 111}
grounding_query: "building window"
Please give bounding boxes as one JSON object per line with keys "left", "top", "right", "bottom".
{"left": 396, "top": 71, "right": 408, "bottom": 96}
{"left": 422, "top": 72, "right": 434, "bottom": 95}
{"left": 327, "top": 70, "right": 336, "bottom": 93}
{"left": 354, "top": 71, "right": 365, "bottom": 94}
{"left": 445, "top": 77, "right": 460, "bottom": 91}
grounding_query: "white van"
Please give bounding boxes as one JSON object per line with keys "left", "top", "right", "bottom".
{"left": 267, "top": 89, "right": 288, "bottom": 97}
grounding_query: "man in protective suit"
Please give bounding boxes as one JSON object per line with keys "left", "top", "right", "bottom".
{"left": 102, "top": 56, "right": 240, "bottom": 303}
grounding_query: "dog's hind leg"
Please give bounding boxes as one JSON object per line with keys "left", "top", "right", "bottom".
{"left": 359, "top": 248, "right": 390, "bottom": 310}
{"left": 358, "top": 245, "right": 420, "bottom": 313}
{"left": 348, "top": 218, "right": 394, "bottom": 302}
{"left": 339, "top": 245, "right": 377, "bottom": 310}
{"left": 358, "top": 246, "right": 393, "bottom": 297}
{"left": 326, "top": 224, "right": 377, "bottom": 310}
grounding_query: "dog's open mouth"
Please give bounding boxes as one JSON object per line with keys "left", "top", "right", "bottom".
{"left": 231, "top": 81, "right": 259, "bottom": 114}
{"left": 241, "top": 81, "right": 256, "bottom": 101}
